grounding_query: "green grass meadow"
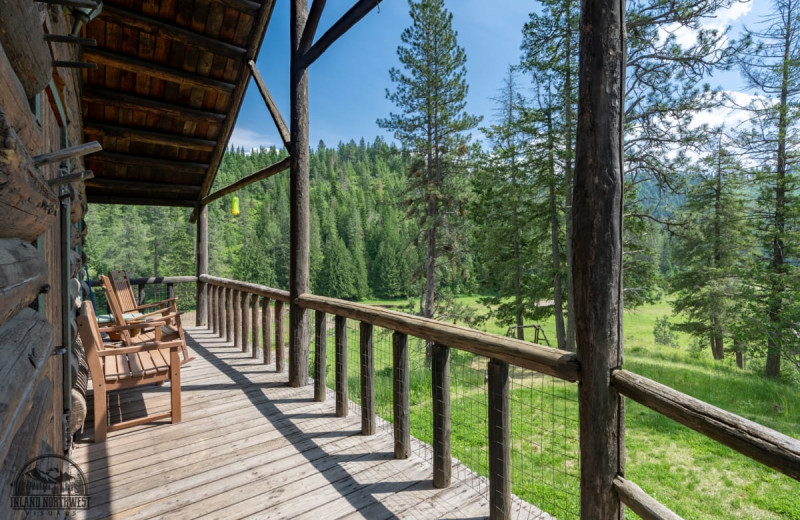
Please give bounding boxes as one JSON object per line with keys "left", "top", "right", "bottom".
{"left": 323, "top": 297, "right": 800, "bottom": 519}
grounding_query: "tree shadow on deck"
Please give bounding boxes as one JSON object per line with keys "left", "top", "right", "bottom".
{"left": 182, "top": 328, "right": 408, "bottom": 518}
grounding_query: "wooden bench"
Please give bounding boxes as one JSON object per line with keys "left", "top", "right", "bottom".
{"left": 77, "top": 301, "right": 182, "bottom": 442}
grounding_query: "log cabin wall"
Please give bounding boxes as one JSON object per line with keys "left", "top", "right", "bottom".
{"left": 0, "top": 0, "right": 89, "bottom": 512}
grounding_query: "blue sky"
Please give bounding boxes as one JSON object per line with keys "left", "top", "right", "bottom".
{"left": 230, "top": 0, "right": 765, "bottom": 151}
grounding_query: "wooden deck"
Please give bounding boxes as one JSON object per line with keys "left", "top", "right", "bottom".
{"left": 71, "top": 326, "right": 545, "bottom": 520}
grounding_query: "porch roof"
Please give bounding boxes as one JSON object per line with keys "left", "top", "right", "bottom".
{"left": 79, "top": 0, "right": 275, "bottom": 208}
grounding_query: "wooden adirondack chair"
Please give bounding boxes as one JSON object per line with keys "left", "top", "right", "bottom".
{"left": 100, "top": 272, "right": 195, "bottom": 364}
{"left": 77, "top": 301, "right": 182, "bottom": 442}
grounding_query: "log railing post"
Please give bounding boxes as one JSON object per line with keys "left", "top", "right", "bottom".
{"left": 314, "top": 310, "right": 327, "bottom": 402}
{"left": 335, "top": 315, "right": 348, "bottom": 417}
{"left": 167, "top": 283, "right": 175, "bottom": 301}
{"left": 196, "top": 204, "right": 208, "bottom": 326}
{"left": 488, "top": 359, "right": 511, "bottom": 520}
{"left": 393, "top": 332, "right": 410, "bottom": 459}
{"left": 138, "top": 283, "right": 146, "bottom": 306}
{"left": 275, "top": 300, "right": 285, "bottom": 372}
{"left": 432, "top": 343, "right": 451, "bottom": 488}
{"left": 241, "top": 291, "right": 250, "bottom": 353}
{"left": 262, "top": 297, "right": 272, "bottom": 365}
{"left": 218, "top": 285, "right": 225, "bottom": 338}
{"left": 360, "top": 321, "right": 375, "bottom": 435}
{"left": 208, "top": 284, "right": 216, "bottom": 333}
{"left": 251, "top": 294, "right": 260, "bottom": 359}
{"left": 225, "top": 287, "right": 234, "bottom": 344}
{"left": 233, "top": 289, "right": 242, "bottom": 350}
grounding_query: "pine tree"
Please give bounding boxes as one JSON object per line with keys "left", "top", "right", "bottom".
{"left": 670, "top": 129, "right": 753, "bottom": 360}
{"left": 378, "top": 0, "right": 480, "bottom": 323}
{"left": 738, "top": 0, "right": 800, "bottom": 377}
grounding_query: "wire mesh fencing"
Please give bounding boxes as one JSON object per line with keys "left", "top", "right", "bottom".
{"left": 305, "top": 313, "right": 579, "bottom": 520}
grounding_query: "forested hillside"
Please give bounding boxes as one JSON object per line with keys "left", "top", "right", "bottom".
{"left": 86, "top": 138, "right": 475, "bottom": 302}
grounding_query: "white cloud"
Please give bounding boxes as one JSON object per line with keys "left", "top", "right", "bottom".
{"left": 228, "top": 127, "right": 276, "bottom": 154}
{"left": 691, "top": 90, "right": 774, "bottom": 131}
{"left": 657, "top": 0, "right": 753, "bottom": 49}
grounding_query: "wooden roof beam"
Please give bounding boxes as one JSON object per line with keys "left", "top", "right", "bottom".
{"left": 99, "top": 5, "right": 247, "bottom": 61}
{"left": 301, "top": 0, "right": 382, "bottom": 69}
{"left": 214, "top": 0, "right": 262, "bottom": 16}
{"left": 84, "top": 122, "right": 217, "bottom": 152}
{"left": 82, "top": 87, "right": 227, "bottom": 125}
{"left": 196, "top": 0, "right": 278, "bottom": 202}
{"left": 86, "top": 178, "right": 202, "bottom": 196}
{"left": 86, "top": 194, "right": 198, "bottom": 207}
{"left": 83, "top": 48, "right": 236, "bottom": 92}
{"left": 248, "top": 60, "right": 290, "bottom": 151}
{"left": 190, "top": 155, "right": 290, "bottom": 222}
{"left": 90, "top": 151, "right": 209, "bottom": 175}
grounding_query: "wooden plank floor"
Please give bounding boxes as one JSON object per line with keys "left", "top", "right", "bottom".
{"left": 71, "top": 326, "right": 548, "bottom": 520}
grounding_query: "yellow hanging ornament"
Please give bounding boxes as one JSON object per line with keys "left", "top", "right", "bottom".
{"left": 232, "top": 196, "right": 240, "bottom": 216}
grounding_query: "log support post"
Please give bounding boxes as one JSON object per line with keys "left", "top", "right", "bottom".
{"left": 241, "top": 291, "right": 250, "bottom": 353}
{"left": 574, "top": 0, "right": 626, "bottom": 515}
{"left": 393, "top": 332, "right": 410, "bottom": 459}
{"left": 488, "top": 359, "right": 511, "bottom": 520}
{"left": 432, "top": 343, "right": 451, "bottom": 488}
{"left": 251, "top": 294, "right": 260, "bottom": 359}
{"left": 335, "top": 315, "right": 348, "bottom": 417}
{"left": 288, "top": 0, "right": 311, "bottom": 388}
{"left": 360, "top": 321, "right": 375, "bottom": 435}
{"left": 275, "top": 300, "right": 285, "bottom": 372}
{"left": 262, "top": 297, "right": 272, "bottom": 365}
{"left": 314, "top": 310, "right": 327, "bottom": 402}
{"left": 138, "top": 284, "right": 146, "bottom": 307}
{"left": 196, "top": 204, "right": 208, "bottom": 327}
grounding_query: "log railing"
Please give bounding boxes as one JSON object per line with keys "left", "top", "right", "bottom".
{"left": 192, "top": 276, "right": 800, "bottom": 520}
{"left": 199, "top": 275, "right": 290, "bottom": 368}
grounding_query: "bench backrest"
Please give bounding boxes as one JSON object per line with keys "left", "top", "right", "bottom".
{"left": 108, "top": 270, "right": 139, "bottom": 314}
{"left": 76, "top": 301, "right": 106, "bottom": 383}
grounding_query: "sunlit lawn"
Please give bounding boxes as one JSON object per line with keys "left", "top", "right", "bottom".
{"left": 352, "top": 295, "right": 800, "bottom": 519}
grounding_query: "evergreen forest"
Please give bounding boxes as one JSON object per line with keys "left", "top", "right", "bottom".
{"left": 86, "top": 0, "right": 800, "bottom": 386}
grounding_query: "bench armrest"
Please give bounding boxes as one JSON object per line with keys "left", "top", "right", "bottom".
{"left": 135, "top": 298, "right": 178, "bottom": 311}
{"left": 99, "top": 321, "right": 168, "bottom": 333}
{"left": 98, "top": 340, "right": 183, "bottom": 356}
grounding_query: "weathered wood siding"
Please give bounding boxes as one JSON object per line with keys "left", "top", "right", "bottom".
{"left": 0, "top": 2, "right": 88, "bottom": 515}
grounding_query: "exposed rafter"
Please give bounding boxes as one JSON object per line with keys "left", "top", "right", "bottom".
{"left": 248, "top": 60, "right": 290, "bottom": 151}
{"left": 82, "top": 87, "right": 227, "bottom": 125}
{"left": 84, "top": 122, "right": 217, "bottom": 152}
{"left": 85, "top": 194, "right": 198, "bottom": 207}
{"left": 91, "top": 151, "right": 209, "bottom": 175}
{"left": 214, "top": 0, "right": 262, "bottom": 16}
{"left": 83, "top": 48, "right": 236, "bottom": 92}
{"left": 195, "top": 0, "right": 278, "bottom": 203}
{"left": 99, "top": 5, "right": 247, "bottom": 60}
{"left": 301, "top": 0, "right": 382, "bottom": 69}
{"left": 85, "top": 178, "right": 203, "bottom": 196}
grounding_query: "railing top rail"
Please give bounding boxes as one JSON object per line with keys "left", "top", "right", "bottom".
{"left": 88, "top": 275, "right": 198, "bottom": 287}
{"left": 199, "top": 274, "right": 290, "bottom": 302}
{"left": 612, "top": 369, "right": 800, "bottom": 482}
{"left": 297, "top": 293, "right": 580, "bottom": 382}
